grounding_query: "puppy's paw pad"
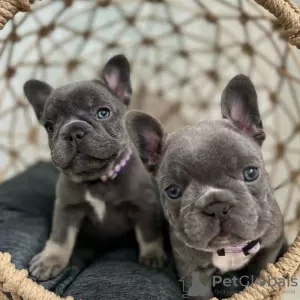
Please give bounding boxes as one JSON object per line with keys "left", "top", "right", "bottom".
{"left": 29, "top": 252, "right": 67, "bottom": 281}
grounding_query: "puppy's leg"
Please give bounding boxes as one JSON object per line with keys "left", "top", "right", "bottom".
{"left": 29, "top": 199, "right": 85, "bottom": 281}
{"left": 134, "top": 226, "right": 166, "bottom": 268}
{"left": 174, "top": 246, "right": 215, "bottom": 300}
{"left": 134, "top": 209, "right": 166, "bottom": 268}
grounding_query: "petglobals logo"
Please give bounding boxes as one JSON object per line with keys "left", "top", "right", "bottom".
{"left": 258, "top": 275, "right": 298, "bottom": 289}
{"left": 212, "top": 274, "right": 298, "bottom": 289}
{"left": 180, "top": 272, "right": 298, "bottom": 298}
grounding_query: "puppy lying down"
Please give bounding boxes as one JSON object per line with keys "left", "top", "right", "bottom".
{"left": 126, "top": 75, "right": 287, "bottom": 299}
{"left": 24, "top": 55, "right": 166, "bottom": 281}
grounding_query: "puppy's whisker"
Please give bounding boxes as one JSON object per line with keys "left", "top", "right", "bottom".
{"left": 180, "top": 202, "right": 194, "bottom": 214}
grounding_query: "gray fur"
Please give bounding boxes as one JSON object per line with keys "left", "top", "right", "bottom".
{"left": 24, "top": 54, "right": 166, "bottom": 281}
{"left": 126, "top": 74, "right": 286, "bottom": 299}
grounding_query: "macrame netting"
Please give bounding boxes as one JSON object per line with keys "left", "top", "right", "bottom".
{"left": 1, "top": 0, "right": 300, "bottom": 299}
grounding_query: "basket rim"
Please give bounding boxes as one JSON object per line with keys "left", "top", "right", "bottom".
{"left": 1, "top": 0, "right": 300, "bottom": 299}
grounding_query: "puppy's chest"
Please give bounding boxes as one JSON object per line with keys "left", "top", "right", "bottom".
{"left": 85, "top": 190, "right": 107, "bottom": 222}
{"left": 84, "top": 189, "right": 135, "bottom": 230}
{"left": 212, "top": 252, "right": 253, "bottom": 273}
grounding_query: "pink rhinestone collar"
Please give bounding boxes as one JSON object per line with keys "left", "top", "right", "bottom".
{"left": 100, "top": 148, "right": 132, "bottom": 182}
{"left": 216, "top": 240, "right": 260, "bottom": 256}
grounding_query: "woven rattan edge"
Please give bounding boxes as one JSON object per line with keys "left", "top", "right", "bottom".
{"left": 0, "top": 0, "right": 300, "bottom": 299}
{"left": 0, "top": 0, "right": 31, "bottom": 29}
{"left": 0, "top": 252, "right": 73, "bottom": 300}
{"left": 255, "top": 0, "right": 300, "bottom": 48}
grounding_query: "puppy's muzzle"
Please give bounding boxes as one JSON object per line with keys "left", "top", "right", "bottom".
{"left": 203, "top": 202, "right": 231, "bottom": 221}
{"left": 195, "top": 189, "right": 235, "bottom": 222}
{"left": 61, "top": 120, "right": 90, "bottom": 145}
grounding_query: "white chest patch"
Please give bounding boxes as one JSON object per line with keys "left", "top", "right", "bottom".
{"left": 85, "top": 191, "right": 106, "bottom": 222}
{"left": 212, "top": 252, "right": 252, "bottom": 274}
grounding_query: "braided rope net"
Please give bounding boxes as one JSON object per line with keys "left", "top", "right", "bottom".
{"left": 1, "top": 0, "right": 300, "bottom": 299}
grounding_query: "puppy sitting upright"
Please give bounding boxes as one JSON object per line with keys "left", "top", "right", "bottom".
{"left": 126, "top": 75, "right": 286, "bottom": 299}
{"left": 24, "top": 54, "right": 166, "bottom": 281}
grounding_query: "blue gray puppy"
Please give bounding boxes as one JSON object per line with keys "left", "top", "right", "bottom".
{"left": 126, "top": 75, "right": 286, "bottom": 299}
{"left": 24, "top": 55, "right": 166, "bottom": 281}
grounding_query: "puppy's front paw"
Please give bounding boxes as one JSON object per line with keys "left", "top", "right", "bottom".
{"left": 139, "top": 239, "right": 167, "bottom": 269}
{"left": 140, "top": 249, "right": 166, "bottom": 269}
{"left": 29, "top": 247, "right": 69, "bottom": 281}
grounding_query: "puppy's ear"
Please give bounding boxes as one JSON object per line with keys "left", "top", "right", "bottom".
{"left": 24, "top": 79, "right": 53, "bottom": 121}
{"left": 125, "top": 110, "right": 165, "bottom": 172}
{"left": 101, "top": 54, "right": 132, "bottom": 106}
{"left": 221, "top": 74, "right": 265, "bottom": 145}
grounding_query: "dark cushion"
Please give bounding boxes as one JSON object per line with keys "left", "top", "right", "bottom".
{"left": 0, "top": 161, "right": 182, "bottom": 299}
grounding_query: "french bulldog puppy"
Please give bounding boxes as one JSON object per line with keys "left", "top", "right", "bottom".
{"left": 125, "top": 75, "right": 286, "bottom": 299}
{"left": 24, "top": 54, "right": 166, "bottom": 281}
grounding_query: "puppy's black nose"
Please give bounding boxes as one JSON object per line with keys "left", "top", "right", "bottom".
{"left": 64, "top": 129, "right": 85, "bottom": 143}
{"left": 203, "top": 202, "right": 231, "bottom": 220}
{"left": 61, "top": 120, "right": 90, "bottom": 144}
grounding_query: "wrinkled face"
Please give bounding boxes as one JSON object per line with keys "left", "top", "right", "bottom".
{"left": 156, "top": 120, "right": 272, "bottom": 251}
{"left": 24, "top": 54, "right": 132, "bottom": 182}
{"left": 126, "top": 74, "right": 283, "bottom": 252}
{"left": 42, "top": 81, "right": 127, "bottom": 179}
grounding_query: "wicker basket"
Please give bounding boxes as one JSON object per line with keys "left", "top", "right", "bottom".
{"left": 1, "top": 0, "right": 300, "bottom": 299}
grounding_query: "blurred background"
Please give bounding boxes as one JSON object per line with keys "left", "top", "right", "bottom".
{"left": 1, "top": 1, "right": 300, "bottom": 296}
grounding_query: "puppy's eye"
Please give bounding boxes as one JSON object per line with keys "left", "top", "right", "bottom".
{"left": 243, "top": 167, "right": 259, "bottom": 182}
{"left": 44, "top": 121, "right": 54, "bottom": 133}
{"left": 165, "top": 185, "right": 182, "bottom": 199}
{"left": 97, "top": 108, "right": 111, "bottom": 120}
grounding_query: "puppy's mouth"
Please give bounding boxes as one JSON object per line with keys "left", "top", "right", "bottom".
{"left": 208, "top": 232, "right": 245, "bottom": 249}
{"left": 207, "top": 229, "right": 263, "bottom": 252}
{"left": 67, "top": 152, "right": 117, "bottom": 175}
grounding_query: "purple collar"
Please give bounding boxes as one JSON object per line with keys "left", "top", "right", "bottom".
{"left": 216, "top": 240, "right": 260, "bottom": 256}
{"left": 100, "top": 149, "right": 132, "bottom": 182}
